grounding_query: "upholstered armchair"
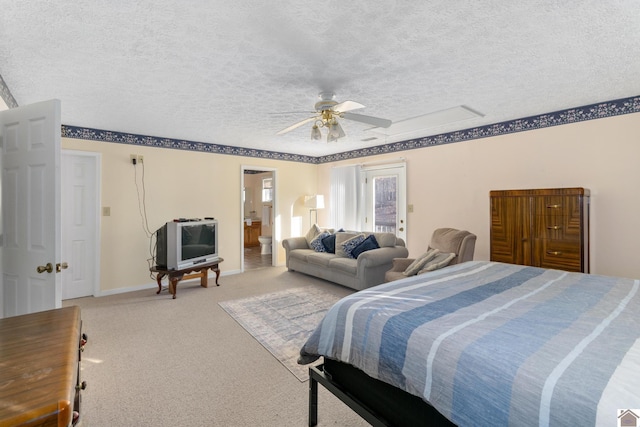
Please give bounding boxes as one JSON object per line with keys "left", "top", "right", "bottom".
{"left": 384, "top": 228, "right": 477, "bottom": 282}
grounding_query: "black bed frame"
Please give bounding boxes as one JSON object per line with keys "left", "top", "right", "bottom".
{"left": 309, "top": 359, "right": 455, "bottom": 427}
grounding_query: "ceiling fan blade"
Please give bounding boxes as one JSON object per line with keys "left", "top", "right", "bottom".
{"left": 333, "top": 100, "right": 365, "bottom": 113}
{"left": 269, "top": 111, "right": 315, "bottom": 115}
{"left": 341, "top": 112, "right": 392, "bottom": 128}
{"left": 276, "top": 116, "right": 317, "bottom": 135}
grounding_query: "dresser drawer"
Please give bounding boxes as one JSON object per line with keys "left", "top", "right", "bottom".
{"left": 533, "top": 239, "right": 583, "bottom": 272}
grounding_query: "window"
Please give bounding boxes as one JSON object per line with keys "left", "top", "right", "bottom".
{"left": 262, "top": 178, "right": 273, "bottom": 202}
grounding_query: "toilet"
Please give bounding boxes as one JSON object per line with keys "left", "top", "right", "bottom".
{"left": 258, "top": 236, "right": 272, "bottom": 255}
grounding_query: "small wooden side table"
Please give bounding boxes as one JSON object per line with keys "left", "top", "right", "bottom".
{"left": 150, "top": 258, "right": 223, "bottom": 299}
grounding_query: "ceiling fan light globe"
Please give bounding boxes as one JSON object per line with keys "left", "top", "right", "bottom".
{"left": 310, "top": 125, "right": 322, "bottom": 140}
{"left": 328, "top": 121, "right": 340, "bottom": 138}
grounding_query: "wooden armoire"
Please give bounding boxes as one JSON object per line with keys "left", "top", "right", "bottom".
{"left": 490, "top": 187, "right": 590, "bottom": 273}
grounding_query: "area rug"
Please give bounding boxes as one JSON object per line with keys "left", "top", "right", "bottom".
{"left": 219, "top": 286, "right": 343, "bottom": 381}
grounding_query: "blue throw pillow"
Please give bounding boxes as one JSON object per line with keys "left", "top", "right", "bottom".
{"left": 310, "top": 231, "right": 331, "bottom": 252}
{"left": 342, "top": 234, "right": 367, "bottom": 259}
{"left": 321, "top": 233, "right": 337, "bottom": 253}
{"left": 351, "top": 234, "right": 380, "bottom": 259}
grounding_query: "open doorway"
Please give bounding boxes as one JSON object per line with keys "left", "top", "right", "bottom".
{"left": 241, "top": 167, "right": 276, "bottom": 271}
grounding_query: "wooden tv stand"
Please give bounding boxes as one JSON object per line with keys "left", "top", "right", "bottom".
{"left": 150, "top": 258, "right": 223, "bottom": 299}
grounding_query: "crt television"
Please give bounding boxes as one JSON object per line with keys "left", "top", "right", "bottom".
{"left": 155, "top": 219, "right": 218, "bottom": 270}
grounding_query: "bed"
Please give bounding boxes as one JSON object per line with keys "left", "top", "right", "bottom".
{"left": 299, "top": 261, "right": 640, "bottom": 426}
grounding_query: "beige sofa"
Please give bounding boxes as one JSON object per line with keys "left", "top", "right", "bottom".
{"left": 283, "top": 228, "right": 408, "bottom": 291}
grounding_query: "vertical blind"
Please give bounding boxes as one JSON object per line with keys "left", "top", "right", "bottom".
{"left": 330, "top": 164, "right": 361, "bottom": 230}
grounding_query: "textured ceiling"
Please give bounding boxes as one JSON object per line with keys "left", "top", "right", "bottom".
{"left": 1, "top": 1, "right": 639, "bottom": 157}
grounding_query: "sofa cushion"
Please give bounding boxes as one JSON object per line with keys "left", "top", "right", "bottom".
{"left": 342, "top": 234, "right": 367, "bottom": 259}
{"left": 310, "top": 231, "right": 331, "bottom": 252}
{"left": 371, "top": 232, "right": 397, "bottom": 248}
{"left": 334, "top": 232, "right": 361, "bottom": 257}
{"left": 429, "top": 228, "right": 468, "bottom": 255}
{"left": 351, "top": 234, "right": 380, "bottom": 258}
{"left": 288, "top": 248, "right": 315, "bottom": 262}
{"left": 304, "top": 224, "right": 320, "bottom": 246}
{"left": 304, "top": 224, "right": 335, "bottom": 245}
{"left": 321, "top": 233, "right": 337, "bottom": 253}
{"left": 328, "top": 257, "right": 358, "bottom": 275}
{"left": 404, "top": 249, "right": 439, "bottom": 276}
{"left": 307, "top": 252, "right": 337, "bottom": 267}
{"left": 419, "top": 252, "right": 456, "bottom": 273}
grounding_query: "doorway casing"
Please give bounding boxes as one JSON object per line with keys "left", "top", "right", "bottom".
{"left": 241, "top": 166, "right": 278, "bottom": 271}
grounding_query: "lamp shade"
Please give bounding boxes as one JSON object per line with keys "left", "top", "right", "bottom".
{"left": 304, "top": 195, "right": 325, "bottom": 209}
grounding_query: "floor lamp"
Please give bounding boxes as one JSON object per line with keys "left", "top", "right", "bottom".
{"left": 305, "top": 195, "right": 325, "bottom": 225}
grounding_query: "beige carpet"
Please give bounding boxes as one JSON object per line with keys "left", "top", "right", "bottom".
{"left": 64, "top": 266, "right": 369, "bottom": 426}
{"left": 219, "top": 287, "right": 341, "bottom": 381}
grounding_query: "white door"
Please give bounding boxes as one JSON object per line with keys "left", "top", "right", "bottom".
{"left": 0, "top": 99, "right": 62, "bottom": 318}
{"left": 61, "top": 151, "right": 99, "bottom": 300}
{"left": 361, "top": 163, "right": 407, "bottom": 243}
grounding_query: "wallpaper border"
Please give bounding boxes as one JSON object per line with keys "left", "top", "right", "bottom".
{"left": 62, "top": 95, "right": 640, "bottom": 165}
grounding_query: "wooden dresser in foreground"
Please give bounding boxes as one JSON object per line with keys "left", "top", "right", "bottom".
{"left": 0, "top": 306, "right": 86, "bottom": 426}
{"left": 490, "top": 187, "right": 590, "bottom": 273}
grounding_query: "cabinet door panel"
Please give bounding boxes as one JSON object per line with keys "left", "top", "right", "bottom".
{"left": 245, "top": 222, "right": 261, "bottom": 247}
{"left": 490, "top": 196, "right": 531, "bottom": 265}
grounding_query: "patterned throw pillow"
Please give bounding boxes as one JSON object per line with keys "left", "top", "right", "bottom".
{"left": 334, "top": 232, "right": 360, "bottom": 257}
{"left": 403, "top": 249, "right": 439, "bottom": 276}
{"left": 342, "top": 234, "right": 367, "bottom": 259}
{"left": 350, "top": 234, "right": 380, "bottom": 258}
{"left": 310, "top": 231, "right": 331, "bottom": 252}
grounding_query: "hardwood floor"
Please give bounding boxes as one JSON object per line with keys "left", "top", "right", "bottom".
{"left": 244, "top": 246, "right": 272, "bottom": 270}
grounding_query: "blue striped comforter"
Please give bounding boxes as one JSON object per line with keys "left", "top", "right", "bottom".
{"left": 299, "top": 261, "right": 640, "bottom": 426}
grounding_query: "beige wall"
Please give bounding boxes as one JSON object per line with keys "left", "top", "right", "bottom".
{"left": 317, "top": 112, "right": 640, "bottom": 280}
{"left": 62, "top": 138, "right": 318, "bottom": 294}
{"left": 63, "top": 111, "right": 640, "bottom": 294}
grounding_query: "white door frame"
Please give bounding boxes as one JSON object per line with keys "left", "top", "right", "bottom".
{"left": 61, "top": 149, "right": 101, "bottom": 299}
{"left": 361, "top": 162, "right": 407, "bottom": 244}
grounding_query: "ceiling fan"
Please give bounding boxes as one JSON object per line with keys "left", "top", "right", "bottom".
{"left": 276, "top": 92, "right": 392, "bottom": 142}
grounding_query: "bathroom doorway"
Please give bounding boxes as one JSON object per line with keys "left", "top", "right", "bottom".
{"left": 241, "top": 167, "right": 276, "bottom": 271}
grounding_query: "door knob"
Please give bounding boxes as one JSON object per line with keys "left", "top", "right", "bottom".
{"left": 37, "top": 263, "right": 54, "bottom": 274}
{"left": 56, "top": 262, "right": 69, "bottom": 273}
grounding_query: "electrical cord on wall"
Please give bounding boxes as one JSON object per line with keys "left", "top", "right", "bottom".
{"left": 133, "top": 160, "right": 153, "bottom": 238}
{"left": 132, "top": 157, "right": 159, "bottom": 274}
